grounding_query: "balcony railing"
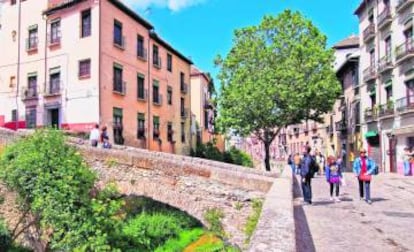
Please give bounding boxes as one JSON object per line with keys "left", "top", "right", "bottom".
{"left": 22, "top": 86, "right": 38, "bottom": 100}
{"left": 378, "top": 54, "right": 393, "bottom": 73}
{"left": 363, "top": 65, "right": 377, "bottom": 82}
{"left": 395, "top": 38, "right": 414, "bottom": 64}
{"left": 113, "top": 36, "right": 126, "bottom": 49}
{"left": 378, "top": 103, "right": 395, "bottom": 118}
{"left": 44, "top": 80, "right": 61, "bottom": 96}
{"left": 396, "top": 0, "right": 414, "bottom": 13}
{"left": 181, "top": 108, "right": 189, "bottom": 119}
{"left": 363, "top": 23, "right": 375, "bottom": 42}
{"left": 180, "top": 83, "right": 188, "bottom": 94}
{"left": 396, "top": 95, "right": 414, "bottom": 113}
{"left": 153, "top": 56, "right": 162, "bottom": 69}
{"left": 364, "top": 107, "right": 378, "bottom": 122}
{"left": 26, "top": 37, "right": 38, "bottom": 52}
{"left": 137, "top": 89, "right": 148, "bottom": 101}
{"left": 113, "top": 81, "right": 126, "bottom": 95}
{"left": 153, "top": 94, "right": 163, "bottom": 106}
{"left": 326, "top": 125, "right": 334, "bottom": 135}
{"left": 335, "top": 120, "right": 347, "bottom": 132}
{"left": 377, "top": 7, "right": 392, "bottom": 29}
{"left": 137, "top": 47, "right": 147, "bottom": 61}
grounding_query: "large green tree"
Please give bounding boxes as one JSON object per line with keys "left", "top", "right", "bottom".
{"left": 216, "top": 10, "right": 341, "bottom": 171}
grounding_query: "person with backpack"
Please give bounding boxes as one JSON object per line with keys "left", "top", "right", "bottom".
{"left": 325, "top": 156, "right": 342, "bottom": 202}
{"left": 300, "top": 146, "right": 317, "bottom": 205}
{"left": 353, "top": 148, "right": 377, "bottom": 204}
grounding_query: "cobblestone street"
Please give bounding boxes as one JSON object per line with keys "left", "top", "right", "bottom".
{"left": 294, "top": 173, "right": 414, "bottom": 252}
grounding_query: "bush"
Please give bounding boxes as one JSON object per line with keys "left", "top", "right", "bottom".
{"left": 192, "top": 143, "right": 253, "bottom": 167}
{"left": 204, "top": 208, "right": 224, "bottom": 235}
{"left": 0, "top": 218, "right": 11, "bottom": 251}
{"left": 154, "top": 228, "right": 204, "bottom": 252}
{"left": 244, "top": 199, "right": 263, "bottom": 243}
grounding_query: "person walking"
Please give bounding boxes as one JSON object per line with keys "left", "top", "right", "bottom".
{"left": 315, "top": 150, "right": 325, "bottom": 176}
{"left": 100, "top": 126, "right": 111, "bottom": 149}
{"left": 353, "top": 148, "right": 377, "bottom": 204}
{"left": 325, "top": 156, "right": 342, "bottom": 202}
{"left": 301, "top": 146, "right": 315, "bottom": 205}
{"left": 89, "top": 124, "right": 100, "bottom": 147}
{"left": 294, "top": 152, "right": 302, "bottom": 175}
{"left": 402, "top": 147, "right": 412, "bottom": 176}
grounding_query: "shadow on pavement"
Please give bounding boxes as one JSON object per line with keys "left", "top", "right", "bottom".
{"left": 371, "top": 197, "right": 389, "bottom": 203}
{"left": 293, "top": 175, "right": 316, "bottom": 252}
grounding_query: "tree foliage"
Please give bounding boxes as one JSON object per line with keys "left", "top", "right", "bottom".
{"left": 215, "top": 10, "right": 341, "bottom": 170}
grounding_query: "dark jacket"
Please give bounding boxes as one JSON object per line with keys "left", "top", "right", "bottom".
{"left": 300, "top": 154, "right": 313, "bottom": 178}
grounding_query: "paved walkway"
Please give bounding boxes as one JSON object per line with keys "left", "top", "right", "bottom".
{"left": 294, "top": 172, "right": 414, "bottom": 252}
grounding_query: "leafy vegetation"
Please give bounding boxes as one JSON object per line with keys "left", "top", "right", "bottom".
{"left": 215, "top": 10, "right": 341, "bottom": 170}
{"left": 192, "top": 142, "right": 253, "bottom": 168}
{"left": 0, "top": 130, "right": 230, "bottom": 250}
{"left": 204, "top": 208, "right": 225, "bottom": 235}
{"left": 244, "top": 199, "right": 263, "bottom": 243}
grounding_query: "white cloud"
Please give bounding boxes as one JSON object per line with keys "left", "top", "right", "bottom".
{"left": 122, "top": 0, "right": 205, "bottom": 12}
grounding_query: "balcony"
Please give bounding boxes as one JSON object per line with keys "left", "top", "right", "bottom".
{"left": 363, "top": 23, "right": 375, "bottom": 43}
{"left": 377, "top": 7, "right": 392, "bottom": 30}
{"left": 113, "top": 81, "right": 126, "bottom": 95}
{"left": 137, "top": 48, "right": 147, "bottom": 61}
{"left": 326, "top": 125, "right": 334, "bottom": 135}
{"left": 181, "top": 108, "right": 189, "bottom": 119}
{"left": 113, "top": 36, "right": 126, "bottom": 50}
{"left": 377, "top": 103, "right": 395, "bottom": 118}
{"left": 396, "top": 0, "right": 414, "bottom": 13}
{"left": 364, "top": 107, "right": 378, "bottom": 122}
{"left": 44, "top": 81, "right": 61, "bottom": 97}
{"left": 378, "top": 54, "right": 393, "bottom": 73}
{"left": 48, "top": 34, "right": 61, "bottom": 47}
{"left": 153, "top": 57, "right": 162, "bottom": 69}
{"left": 153, "top": 94, "right": 163, "bottom": 106}
{"left": 137, "top": 89, "right": 148, "bottom": 101}
{"left": 180, "top": 83, "right": 188, "bottom": 94}
{"left": 395, "top": 39, "right": 414, "bottom": 64}
{"left": 396, "top": 95, "right": 414, "bottom": 114}
{"left": 335, "top": 120, "right": 347, "bottom": 132}
{"left": 26, "top": 37, "right": 38, "bottom": 52}
{"left": 22, "top": 87, "right": 38, "bottom": 101}
{"left": 363, "top": 65, "right": 377, "bottom": 82}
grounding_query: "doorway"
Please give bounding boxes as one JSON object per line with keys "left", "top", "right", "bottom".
{"left": 47, "top": 108, "right": 60, "bottom": 129}
{"left": 389, "top": 136, "right": 397, "bottom": 173}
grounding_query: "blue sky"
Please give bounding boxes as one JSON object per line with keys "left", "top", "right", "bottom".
{"left": 125, "top": 0, "right": 362, "bottom": 85}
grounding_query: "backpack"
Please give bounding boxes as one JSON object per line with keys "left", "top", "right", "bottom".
{"left": 373, "top": 164, "right": 379, "bottom": 175}
{"left": 309, "top": 157, "right": 318, "bottom": 177}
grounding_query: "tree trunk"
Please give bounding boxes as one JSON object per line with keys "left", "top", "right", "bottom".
{"left": 264, "top": 141, "right": 271, "bottom": 171}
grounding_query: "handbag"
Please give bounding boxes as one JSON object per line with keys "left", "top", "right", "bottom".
{"left": 359, "top": 173, "right": 372, "bottom": 182}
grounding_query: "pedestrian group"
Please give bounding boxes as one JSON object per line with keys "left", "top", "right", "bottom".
{"left": 89, "top": 124, "right": 112, "bottom": 149}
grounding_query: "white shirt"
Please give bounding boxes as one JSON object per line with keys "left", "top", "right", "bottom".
{"left": 89, "top": 128, "right": 100, "bottom": 141}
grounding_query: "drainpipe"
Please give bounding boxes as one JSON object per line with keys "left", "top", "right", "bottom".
{"left": 15, "top": 0, "right": 22, "bottom": 130}
{"left": 147, "top": 31, "right": 151, "bottom": 150}
{"left": 99, "top": 0, "right": 102, "bottom": 125}
{"left": 43, "top": 14, "right": 48, "bottom": 127}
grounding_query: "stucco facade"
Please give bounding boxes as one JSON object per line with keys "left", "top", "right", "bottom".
{"left": 0, "top": 0, "right": 192, "bottom": 155}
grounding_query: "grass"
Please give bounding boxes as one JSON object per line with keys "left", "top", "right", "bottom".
{"left": 105, "top": 158, "right": 118, "bottom": 168}
{"left": 244, "top": 198, "right": 263, "bottom": 243}
{"left": 155, "top": 228, "right": 204, "bottom": 252}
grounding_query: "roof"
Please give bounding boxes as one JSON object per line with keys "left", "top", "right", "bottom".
{"left": 191, "top": 66, "right": 210, "bottom": 82}
{"left": 108, "top": 0, "right": 153, "bottom": 30}
{"left": 150, "top": 31, "right": 193, "bottom": 65}
{"left": 336, "top": 52, "right": 360, "bottom": 75}
{"left": 354, "top": 0, "right": 372, "bottom": 15}
{"left": 333, "top": 35, "right": 359, "bottom": 49}
{"left": 44, "top": 0, "right": 87, "bottom": 15}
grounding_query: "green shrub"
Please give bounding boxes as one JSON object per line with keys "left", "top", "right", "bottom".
{"left": 226, "top": 147, "right": 253, "bottom": 167}
{"left": 0, "top": 218, "right": 11, "bottom": 251}
{"left": 192, "top": 143, "right": 253, "bottom": 167}
{"left": 204, "top": 208, "right": 225, "bottom": 235}
{"left": 154, "top": 228, "right": 204, "bottom": 252}
{"left": 244, "top": 199, "right": 263, "bottom": 243}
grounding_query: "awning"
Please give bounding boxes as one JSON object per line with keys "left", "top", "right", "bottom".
{"left": 393, "top": 126, "right": 414, "bottom": 136}
{"left": 365, "top": 131, "right": 378, "bottom": 138}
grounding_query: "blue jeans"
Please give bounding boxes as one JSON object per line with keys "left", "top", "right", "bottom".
{"left": 301, "top": 176, "right": 312, "bottom": 203}
{"left": 358, "top": 179, "right": 371, "bottom": 201}
{"left": 403, "top": 161, "right": 411, "bottom": 176}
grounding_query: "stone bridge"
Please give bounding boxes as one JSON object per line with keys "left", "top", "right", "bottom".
{"left": 0, "top": 128, "right": 296, "bottom": 251}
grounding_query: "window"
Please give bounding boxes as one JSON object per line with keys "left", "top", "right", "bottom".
{"left": 180, "top": 72, "right": 185, "bottom": 86}
{"left": 11, "top": 0, "right": 16, "bottom": 5}
{"left": 78, "top": 59, "right": 91, "bottom": 78}
{"left": 406, "top": 81, "right": 414, "bottom": 105}
{"left": 153, "top": 80, "right": 160, "bottom": 104}
{"left": 204, "top": 110, "right": 209, "bottom": 129}
{"left": 153, "top": 45, "right": 160, "bottom": 67}
{"left": 25, "top": 107, "right": 36, "bottom": 129}
{"left": 180, "top": 98, "right": 185, "bottom": 117}
{"left": 370, "top": 94, "right": 376, "bottom": 108}
{"left": 368, "top": 9, "right": 374, "bottom": 23}
{"left": 113, "top": 108, "right": 124, "bottom": 145}
{"left": 27, "top": 74, "right": 37, "bottom": 98}
{"left": 50, "top": 20, "right": 61, "bottom": 44}
{"left": 113, "top": 63, "right": 123, "bottom": 93}
{"left": 11, "top": 109, "right": 17, "bottom": 122}
{"left": 153, "top": 116, "right": 160, "bottom": 139}
{"left": 370, "top": 49, "right": 375, "bottom": 67}
{"left": 27, "top": 26, "right": 38, "bottom": 50}
{"left": 167, "top": 122, "right": 173, "bottom": 142}
{"left": 137, "top": 113, "right": 145, "bottom": 139}
{"left": 385, "top": 86, "right": 392, "bottom": 101}
{"left": 167, "top": 86, "right": 172, "bottom": 105}
{"left": 385, "top": 36, "right": 392, "bottom": 58}
{"left": 167, "top": 53, "right": 172, "bottom": 72}
{"left": 113, "top": 20, "right": 123, "bottom": 47}
{"left": 181, "top": 122, "right": 185, "bottom": 143}
{"left": 137, "top": 74, "right": 145, "bottom": 100}
{"left": 9, "top": 76, "right": 16, "bottom": 87}
{"left": 81, "top": 9, "right": 91, "bottom": 37}
{"left": 137, "top": 35, "right": 145, "bottom": 58}
{"left": 49, "top": 68, "right": 60, "bottom": 94}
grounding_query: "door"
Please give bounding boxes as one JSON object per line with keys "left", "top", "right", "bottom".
{"left": 389, "top": 137, "right": 397, "bottom": 173}
{"left": 48, "top": 108, "right": 59, "bottom": 129}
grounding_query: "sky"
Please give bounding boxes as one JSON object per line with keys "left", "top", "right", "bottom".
{"left": 123, "top": 0, "right": 363, "bottom": 86}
